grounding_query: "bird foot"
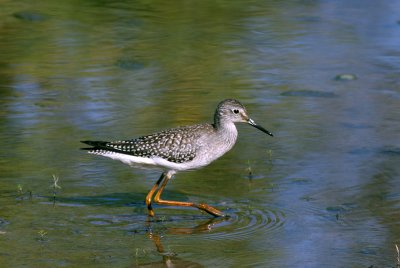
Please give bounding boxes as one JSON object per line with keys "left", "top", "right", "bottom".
{"left": 197, "top": 203, "right": 226, "bottom": 217}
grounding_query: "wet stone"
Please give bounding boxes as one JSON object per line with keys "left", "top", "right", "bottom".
{"left": 334, "top": 73, "right": 357, "bottom": 81}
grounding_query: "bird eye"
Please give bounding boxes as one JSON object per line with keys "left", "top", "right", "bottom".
{"left": 233, "top": 109, "right": 239, "bottom": 114}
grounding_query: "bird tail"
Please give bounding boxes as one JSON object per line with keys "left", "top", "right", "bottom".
{"left": 80, "top": 140, "right": 109, "bottom": 151}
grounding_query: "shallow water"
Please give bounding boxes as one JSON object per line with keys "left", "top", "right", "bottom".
{"left": 1, "top": 0, "right": 400, "bottom": 267}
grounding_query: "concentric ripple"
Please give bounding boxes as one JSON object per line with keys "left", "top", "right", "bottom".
{"left": 200, "top": 202, "right": 286, "bottom": 241}
{"left": 83, "top": 200, "right": 286, "bottom": 241}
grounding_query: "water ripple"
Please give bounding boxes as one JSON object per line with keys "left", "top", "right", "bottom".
{"left": 83, "top": 201, "right": 286, "bottom": 241}
{"left": 200, "top": 202, "right": 285, "bottom": 241}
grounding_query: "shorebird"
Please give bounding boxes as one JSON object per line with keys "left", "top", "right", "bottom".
{"left": 81, "top": 99, "right": 273, "bottom": 217}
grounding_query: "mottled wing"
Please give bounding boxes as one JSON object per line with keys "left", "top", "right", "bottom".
{"left": 82, "top": 124, "right": 209, "bottom": 163}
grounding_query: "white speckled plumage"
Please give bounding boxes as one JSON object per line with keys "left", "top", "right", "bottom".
{"left": 81, "top": 99, "right": 273, "bottom": 217}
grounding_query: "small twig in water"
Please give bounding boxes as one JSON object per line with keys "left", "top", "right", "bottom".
{"left": 51, "top": 174, "right": 61, "bottom": 206}
{"left": 396, "top": 244, "right": 400, "bottom": 267}
{"left": 246, "top": 160, "right": 253, "bottom": 179}
{"left": 37, "top": 230, "right": 48, "bottom": 242}
{"left": 52, "top": 174, "right": 61, "bottom": 189}
{"left": 17, "top": 184, "right": 24, "bottom": 199}
{"left": 267, "top": 149, "right": 273, "bottom": 161}
{"left": 16, "top": 184, "right": 32, "bottom": 201}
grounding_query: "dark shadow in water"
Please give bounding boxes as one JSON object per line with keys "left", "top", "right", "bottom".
{"left": 43, "top": 192, "right": 146, "bottom": 207}
{"left": 146, "top": 215, "right": 229, "bottom": 235}
{"left": 132, "top": 217, "right": 228, "bottom": 267}
{"left": 39, "top": 191, "right": 193, "bottom": 208}
{"left": 133, "top": 233, "right": 204, "bottom": 268}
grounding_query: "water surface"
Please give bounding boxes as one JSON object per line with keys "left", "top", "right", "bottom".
{"left": 1, "top": 0, "right": 399, "bottom": 267}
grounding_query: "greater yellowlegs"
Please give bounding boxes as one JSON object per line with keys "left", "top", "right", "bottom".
{"left": 81, "top": 99, "right": 273, "bottom": 217}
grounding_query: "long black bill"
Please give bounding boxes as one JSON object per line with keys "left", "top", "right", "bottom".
{"left": 248, "top": 118, "right": 273, "bottom": 137}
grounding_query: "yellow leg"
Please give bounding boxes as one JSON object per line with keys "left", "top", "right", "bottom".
{"left": 153, "top": 172, "right": 225, "bottom": 217}
{"left": 145, "top": 173, "right": 165, "bottom": 217}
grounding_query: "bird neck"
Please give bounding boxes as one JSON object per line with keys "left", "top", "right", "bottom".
{"left": 213, "top": 119, "right": 238, "bottom": 144}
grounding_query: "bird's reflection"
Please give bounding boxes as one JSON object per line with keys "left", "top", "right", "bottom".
{"left": 132, "top": 216, "right": 229, "bottom": 267}
{"left": 157, "top": 216, "right": 228, "bottom": 235}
